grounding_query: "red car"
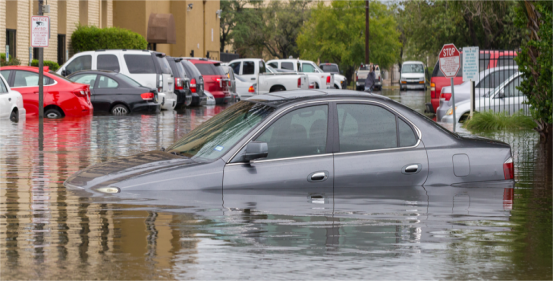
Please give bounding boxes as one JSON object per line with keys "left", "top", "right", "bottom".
{"left": 185, "top": 58, "right": 230, "bottom": 104}
{"left": 0, "top": 66, "right": 92, "bottom": 118}
{"left": 427, "top": 50, "right": 517, "bottom": 113}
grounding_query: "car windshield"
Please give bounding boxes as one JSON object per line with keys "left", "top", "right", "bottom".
{"left": 167, "top": 101, "right": 276, "bottom": 161}
{"left": 321, "top": 65, "right": 339, "bottom": 73}
{"left": 115, "top": 73, "right": 143, "bottom": 87}
{"left": 402, "top": 64, "right": 424, "bottom": 73}
{"left": 195, "top": 63, "right": 225, "bottom": 76}
{"left": 266, "top": 65, "right": 277, "bottom": 73}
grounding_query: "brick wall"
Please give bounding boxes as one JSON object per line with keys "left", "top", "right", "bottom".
{"left": 106, "top": 0, "right": 113, "bottom": 27}
{"left": 44, "top": 0, "right": 58, "bottom": 62}
{"left": 88, "top": 0, "right": 99, "bottom": 26}
{"left": 0, "top": 0, "right": 5, "bottom": 54}
{"left": 66, "top": 0, "right": 80, "bottom": 56}
{"left": 16, "top": 0, "right": 30, "bottom": 63}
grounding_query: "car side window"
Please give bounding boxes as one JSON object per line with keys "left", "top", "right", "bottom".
{"left": 97, "top": 54, "right": 120, "bottom": 72}
{"left": 70, "top": 74, "right": 97, "bottom": 89}
{"left": 337, "top": 104, "right": 400, "bottom": 152}
{"left": 229, "top": 62, "right": 241, "bottom": 75}
{"left": 0, "top": 70, "right": 10, "bottom": 82}
{"left": 243, "top": 61, "right": 255, "bottom": 75}
{"left": 97, "top": 75, "right": 119, "bottom": 89}
{"left": 398, "top": 118, "right": 417, "bottom": 147}
{"left": 281, "top": 62, "right": 294, "bottom": 70}
{"left": 255, "top": 105, "right": 328, "bottom": 160}
{"left": 13, "top": 71, "right": 53, "bottom": 87}
{"left": 124, "top": 55, "right": 156, "bottom": 74}
{"left": 503, "top": 76, "right": 522, "bottom": 98}
{"left": 65, "top": 55, "right": 92, "bottom": 75}
{"left": 477, "top": 69, "right": 516, "bottom": 89}
{"left": 0, "top": 77, "right": 8, "bottom": 93}
{"left": 302, "top": 63, "right": 315, "bottom": 73}
{"left": 268, "top": 62, "right": 278, "bottom": 69}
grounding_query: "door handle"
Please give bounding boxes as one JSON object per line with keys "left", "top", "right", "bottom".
{"left": 308, "top": 171, "right": 328, "bottom": 182}
{"left": 251, "top": 78, "right": 256, "bottom": 80}
{"left": 402, "top": 164, "right": 422, "bottom": 174}
{"left": 8, "top": 98, "right": 11, "bottom": 101}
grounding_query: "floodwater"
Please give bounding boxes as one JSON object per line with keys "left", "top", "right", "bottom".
{"left": 0, "top": 89, "right": 551, "bottom": 280}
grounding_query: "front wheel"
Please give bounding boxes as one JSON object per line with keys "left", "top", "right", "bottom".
{"left": 45, "top": 108, "right": 63, "bottom": 119}
{"left": 111, "top": 104, "right": 129, "bottom": 115}
{"left": 9, "top": 110, "right": 18, "bottom": 122}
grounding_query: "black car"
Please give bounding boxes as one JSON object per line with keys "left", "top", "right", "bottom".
{"left": 179, "top": 60, "right": 207, "bottom": 107}
{"left": 167, "top": 56, "right": 191, "bottom": 108}
{"left": 67, "top": 70, "right": 160, "bottom": 115}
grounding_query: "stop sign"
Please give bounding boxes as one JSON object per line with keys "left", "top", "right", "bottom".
{"left": 439, "top": 43, "right": 460, "bottom": 78}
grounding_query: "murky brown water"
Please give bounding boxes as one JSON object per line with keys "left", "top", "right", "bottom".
{"left": 1, "top": 90, "right": 551, "bottom": 280}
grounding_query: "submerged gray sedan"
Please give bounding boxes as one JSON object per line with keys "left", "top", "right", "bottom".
{"left": 64, "top": 90, "right": 515, "bottom": 195}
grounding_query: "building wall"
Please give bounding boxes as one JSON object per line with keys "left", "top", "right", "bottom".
{"left": 0, "top": 0, "right": 5, "bottom": 52}
{"left": 16, "top": 0, "right": 30, "bottom": 62}
{"left": 66, "top": 0, "right": 80, "bottom": 56}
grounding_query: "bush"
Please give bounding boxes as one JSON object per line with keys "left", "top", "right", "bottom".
{"left": 71, "top": 25, "right": 148, "bottom": 52}
{"left": 464, "top": 110, "right": 535, "bottom": 132}
{"left": 0, "top": 53, "right": 21, "bottom": 66}
{"left": 31, "top": 59, "right": 60, "bottom": 71}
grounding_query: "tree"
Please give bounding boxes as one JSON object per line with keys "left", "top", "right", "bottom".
{"left": 514, "top": 1, "right": 552, "bottom": 144}
{"left": 297, "top": 0, "right": 401, "bottom": 72}
{"left": 219, "top": 0, "right": 258, "bottom": 53}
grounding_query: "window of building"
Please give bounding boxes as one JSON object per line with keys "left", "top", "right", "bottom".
{"left": 6, "top": 29, "right": 16, "bottom": 60}
{"left": 57, "top": 35, "right": 66, "bottom": 66}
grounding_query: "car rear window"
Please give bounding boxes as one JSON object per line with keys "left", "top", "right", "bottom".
{"left": 497, "top": 56, "right": 517, "bottom": 68}
{"left": 281, "top": 62, "right": 294, "bottom": 70}
{"left": 155, "top": 56, "right": 173, "bottom": 74}
{"left": 115, "top": 73, "right": 143, "bottom": 87}
{"left": 124, "top": 55, "right": 156, "bottom": 74}
{"left": 182, "top": 61, "right": 202, "bottom": 78}
{"left": 195, "top": 63, "right": 225, "bottom": 76}
{"left": 321, "top": 65, "right": 339, "bottom": 73}
{"left": 97, "top": 54, "right": 120, "bottom": 72}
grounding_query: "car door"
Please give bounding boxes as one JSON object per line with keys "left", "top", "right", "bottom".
{"left": 240, "top": 60, "right": 257, "bottom": 82}
{"left": 223, "top": 103, "right": 334, "bottom": 215}
{"left": 10, "top": 70, "right": 53, "bottom": 116}
{"left": 333, "top": 102, "right": 429, "bottom": 188}
{"left": 70, "top": 73, "right": 98, "bottom": 105}
{"left": 500, "top": 74, "right": 526, "bottom": 113}
{"left": 94, "top": 75, "right": 121, "bottom": 112}
{"left": 0, "top": 76, "right": 10, "bottom": 118}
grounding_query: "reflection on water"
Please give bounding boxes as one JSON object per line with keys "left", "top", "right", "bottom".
{"left": 1, "top": 93, "right": 551, "bottom": 280}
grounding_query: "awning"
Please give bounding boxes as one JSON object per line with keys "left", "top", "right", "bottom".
{"left": 147, "top": 13, "right": 176, "bottom": 44}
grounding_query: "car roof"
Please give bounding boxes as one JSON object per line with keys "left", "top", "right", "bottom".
{"left": 68, "top": 70, "right": 118, "bottom": 76}
{"left": 182, "top": 57, "right": 221, "bottom": 64}
{"left": 403, "top": 61, "right": 424, "bottom": 65}
{"left": 247, "top": 90, "right": 391, "bottom": 108}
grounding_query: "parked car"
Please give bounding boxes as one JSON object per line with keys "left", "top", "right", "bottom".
{"left": 204, "top": 90, "right": 216, "bottom": 105}
{"left": 428, "top": 50, "right": 518, "bottom": 114}
{"left": 441, "top": 73, "right": 527, "bottom": 123}
{"left": 355, "top": 64, "right": 382, "bottom": 91}
{"left": 436, "top": 66, "right": 519, "bottom": 121}
{"left": 400, "top": 61, "right": 426, "bottom": 91}
{"left": 319, "top": 63, "right": 348, "bottom": 89}
{"left": 185, "top": 58, "right": 230, "bottom": 104}
{"left": 179, "top": 60, "right": 207, "bottom": 107}
{"left": 67, "top": 70, "right": 160, "bottom": 115}
{"left": 1, "top": 66, "right": 92, "bottom": 118}
{"left": 0, "top": 70, "right": 25, "bottom": 121}
{"left": 234, "top": 76, "right": 256, "bottom": 99}
{"left": 221, "top": 65, "right": 240, "bottom": 102}
{"left": 57, "top": 49, "right": 177, "bottom": 110}
{"left": 64, "top": 90, "right": 514, "bottom": 195}
{"left": 167, "top": 56, "right": 191, "bottom": 108}
{"left": 266, "top": 59, "right": 335, "bottom": 90}
{"left": 228, "top": 59, "right": 309, "bottom": 95}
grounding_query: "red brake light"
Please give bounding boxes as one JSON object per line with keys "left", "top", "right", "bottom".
{"left": 356, "top": 75, "right": 358, "bottom": 81}
{"left": 141, "top": 92, "right": 155, "bottom": 100}
{"left": 326, "top": 76, "right": 331, "bottom": 84}
{"left": 175, "top": 78, "right": 183, "bottom": 90}
{"left": 190, "top": 78, "right": 197, "bottom": 93}
{"left": 308, "top": 82, "right": 315, "bottom": 89}
{"left": 298, "top": 77, "right": 301, "bottom": 88}
{"left": 503, "top": 157, "right": 514, "bottom": 180}
{"left": 248, "top": 85, "right": 255, "bottom": 93}
{"left": 228, "top": 80, "right": 231, "bottom": 87}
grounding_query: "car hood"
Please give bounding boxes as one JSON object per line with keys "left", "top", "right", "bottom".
{"left": 400, "top": 73, "right": 425, "bottom": 79}
{"left": 64, "top": 151, "right": 202, "bottom": 190}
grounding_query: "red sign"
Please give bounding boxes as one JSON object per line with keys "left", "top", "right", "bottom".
{"left": 31, "top": 16, "right": 50, "bottom": 47}
{"left": 439, "top": 43, "right": 460, "bottom": 78}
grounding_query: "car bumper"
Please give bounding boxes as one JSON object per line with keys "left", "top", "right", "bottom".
{"left": 174, "top": 89, "right": 188, "bottom": 107}
{"left": 401, "top": 83, "right": 425, "bottom": 89}
{"left": 436, "top": 99, "right": 450, "bottom": 121}
{"left": 425, "top": 102, "right": 435, "bottom": 114}
{"left": 132, "top": 102, "right": 161, "bottom": 114}
{"left": 440, "top": 114, "right": 455, "bottom": 123}
{"left": 341, "top": 80, "right": 348, "bottom": 89}
{"left": 191, "top": 93, "right": 206, "bottom": 106}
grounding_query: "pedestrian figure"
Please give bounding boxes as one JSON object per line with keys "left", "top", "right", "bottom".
{"left": 365, "top": 65, "right": 376, "bottom": 92}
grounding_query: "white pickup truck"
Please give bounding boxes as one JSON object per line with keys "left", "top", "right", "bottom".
{"left": 355, "top": 64, "right": 382, "bottom": 91}
{"left": 266, "top": 59, "right": 335, "bottom": 90}
{"left": 228, "top": 59, "right": 309, "bottom": 97}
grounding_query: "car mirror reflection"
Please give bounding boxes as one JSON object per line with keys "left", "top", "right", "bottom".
{"left": 243, "top": 141, "right": 268, "bottom": 162}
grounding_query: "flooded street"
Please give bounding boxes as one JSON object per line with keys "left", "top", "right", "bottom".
{"left": 0, "top": 89, "right": 551, "bottom": 280}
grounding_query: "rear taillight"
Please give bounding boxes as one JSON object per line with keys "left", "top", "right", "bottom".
{"left": 175, "top": 78, "right": 183, "bottom": 90}
{"left": 248, "top": 85, "right": 255, "bottom": 93}
{"left": 326, "top": 75, "right": 331, "bottom": 84}
{"left": 190, "top": 78, "right": 197, "bottom": 93}
{"left": 378, "top": 76, "right": 381, "bottom": 80}
{"left": 228, "top": 80, "right": 232, "bottom": 87}
{"left": 157, "top": 87, "right": 162, "bottom": 93}
{"left": 503, "top": 157, "right": 514, "bottom": 180}
{"left": 74, "top": 90, "right": 87, "bottom": 97}
{"left": 439, "top": 91, "right": 452, "bottom": 101}
{"left": 141, "top": 92, "right": 155, "bottom": 100}
{"left": 356, "top": 75, "right": 358, "bottom": 81}
{"left": 298, "top": 77, "right": 301, "bottom": 88}
{"left": 309, "top": 82, "right": 315, "bottom": 89}
{"left": 430, "top": 82, "right": 436, "bottom": 98}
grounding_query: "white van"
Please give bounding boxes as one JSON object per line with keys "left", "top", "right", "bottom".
{"left": 57, "top": 50, "right": 176, "bottom": 110}
{"left": 400, "top": 61, "right": 426, "bottom": 91}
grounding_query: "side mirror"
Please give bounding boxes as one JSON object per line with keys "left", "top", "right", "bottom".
{"left": 243, "top": 141, "right": 268, "bottom": 162}
{"left": 61, "top": 70, "right": 67, "bottom": 77}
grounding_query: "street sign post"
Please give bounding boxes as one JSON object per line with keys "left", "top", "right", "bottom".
{"left": 439, "top": 43, "right": 460, "bottom": 132}
{"left": 31, "top": 15, "right": 49, "bottom": 120}
{"left": 462, "top": 47, "right": 479, "bottom": 118}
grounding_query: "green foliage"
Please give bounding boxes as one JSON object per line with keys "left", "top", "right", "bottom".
{"left": 297, "top": 0, "right": 401, "bottom": 70}
{"left": 464, "top": 110, "right": 535, "bottom": 132}
{"left": 0, "top": 53, "right": 21, "bottom": 66}
{"left": 71, "top": 25, "right": 148, "bottom": 52}
{"left": 514, "top": 1, "right": 552, "bottom": 136}
{"left": 30, "top": 59, "right": 60, "bottom": 71}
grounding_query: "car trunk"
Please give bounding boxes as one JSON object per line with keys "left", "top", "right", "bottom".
{"left": 195, "top": 63, "right": 229, "bottom": 99}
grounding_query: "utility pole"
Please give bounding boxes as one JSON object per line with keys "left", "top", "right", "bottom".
{"left": 38, "top": 0, "right": 44, "bottom": 119}
{"left": 365, "top": 0, "right": 369, "bottom": 65}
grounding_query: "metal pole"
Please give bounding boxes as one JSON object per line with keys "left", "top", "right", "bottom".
{"left": 451, "top": 77, "right": 456, "bottom": 132}
{"left": 470, "top": 80, "right": 475, "bottom": 118}
{"left": 365, "top": 0, "right": 369, "bottom": 65}
{"left": 38, "top": 0, "right": 44, "bottom": 119}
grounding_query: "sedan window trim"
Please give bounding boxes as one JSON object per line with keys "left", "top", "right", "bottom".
{"left": 226, "top": 98, "right": 422, "bottom": 164}
{"left": 226, "top": 153, "right": 334, "bottom": 166}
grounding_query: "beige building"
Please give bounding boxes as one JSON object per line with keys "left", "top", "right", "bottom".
{"left": 1, "top": 0, "right": 220, "bottom": 66}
